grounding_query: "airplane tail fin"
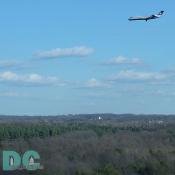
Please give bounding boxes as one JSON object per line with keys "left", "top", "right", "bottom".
{"left": 158, "top": 11, "right": 164, "bottom": 15}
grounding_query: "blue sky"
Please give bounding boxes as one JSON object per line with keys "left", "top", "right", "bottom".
{"left": 0, "top": 0, "right": 175, "bottom": 115}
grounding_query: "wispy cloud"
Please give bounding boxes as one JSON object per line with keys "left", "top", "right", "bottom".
{"left": 0, "top": 60, "right": 32, "bottom": 70}
{"left": 103, "top": 56, "right": 144, "bottom": 66}
{"left": 35, "top": 46, "right": 94, "bottom": 59}
{"left": 0, "top": 60, "right": 19, "bottom": 69}
{"left": 82, "top": 78, "right": 110, "bottom": 88}
{"left": 0, "top": 71, "right": 64, "bottom": 86}
{"left": 110, "top": 70, "right": 170, "bottom": 82}
{"left": 152, "top": 90, "right": 175, "bottom": 97}
{"left": 0, "top": 91, "right": 29, "bottom": 97}
{"left": 0, "top": 60, "right": 24, "bottom": 69}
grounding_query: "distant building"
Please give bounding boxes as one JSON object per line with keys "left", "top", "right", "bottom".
{"left": 98, "top": 116, "right": 102, "bottom": 120}
{"left": 157, "top": 120, "right": 164, "bottom": 124}
{"left": 148, "top": 120, "right": 164, "bottom": 125}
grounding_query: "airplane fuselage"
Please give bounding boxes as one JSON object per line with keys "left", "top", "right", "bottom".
{"left": 128, "top": 11, "right": 164, "bottom": 21}
{"left": 129, "top": 15, "right": 159, "bottom": 21}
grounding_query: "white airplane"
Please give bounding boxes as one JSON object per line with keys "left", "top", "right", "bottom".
{"left": 128, "top": 11, "right": 164, "bottom": 21}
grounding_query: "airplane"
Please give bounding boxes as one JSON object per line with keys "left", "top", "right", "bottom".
{"left": 128, "top": 11, "right": 164, "bottom": 21}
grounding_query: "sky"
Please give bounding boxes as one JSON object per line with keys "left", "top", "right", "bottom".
{"left": 0, "top": 0, "right": 175, "bottom": 115}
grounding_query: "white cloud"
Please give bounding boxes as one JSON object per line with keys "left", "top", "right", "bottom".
{"left": 110, "top": 70, "right": 169, "bottom": 82}
{"left": 0, "top": 60, "right": 32, "bottom": 69}
{"left": 0, "top": 92, "right": 29, "bottom": 97}
{"left": 0, "top": 60, "right": 19, "bottom": 69}
{"left": 104, "top": 56, "right": 143, "bottom": 66}
{"left": 35, "top": 46, "right": 94, "bottom": 59}
{"left": 0, "top": 71, "right": 63, "bottom": 86}
{"left": 152, "top": 90, "right": 175, "bottom": 97}
{"left": 0, "top": 60, "right": 28, "bottom": 69}
{"left": 83, "top": 78, "right": 110, "bottom": 88}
